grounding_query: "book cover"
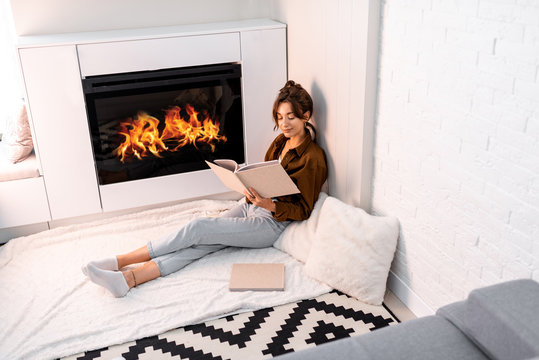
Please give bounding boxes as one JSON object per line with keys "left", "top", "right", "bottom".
{"left": 205, "top": 159, "right": 300, "bottom": 198}
{"left": 229, "top": 263, "right": 285, "bottom": 291}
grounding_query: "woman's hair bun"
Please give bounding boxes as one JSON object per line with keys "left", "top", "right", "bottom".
{"left": 283, "top": 80, "right": 296, "bottom": 88}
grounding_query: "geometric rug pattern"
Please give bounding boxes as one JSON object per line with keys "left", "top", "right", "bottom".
{"left": 62, "top": 290, "right": 398, "bottom": 360}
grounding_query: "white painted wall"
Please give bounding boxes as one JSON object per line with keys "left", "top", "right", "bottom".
{"left": 10, "top": 0, "right": 271, "bottom": 35}
{"left": 270, "top": 0, "right": 380, "bottom": 210}
{"left": 373, "top": 0, "right": 539, "bottom": 311}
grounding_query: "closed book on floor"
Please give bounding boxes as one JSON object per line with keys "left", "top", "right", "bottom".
{"left": 229, "top": 263, "right": 285, "bottom": 291}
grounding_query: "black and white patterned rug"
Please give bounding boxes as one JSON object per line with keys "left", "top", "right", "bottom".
{"left": 62, "top": 291, "right": 398, "bottom": 360}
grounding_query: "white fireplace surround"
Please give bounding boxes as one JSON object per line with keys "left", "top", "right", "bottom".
{"left": 13, "top": 19, "right": 286, "bottom": 225}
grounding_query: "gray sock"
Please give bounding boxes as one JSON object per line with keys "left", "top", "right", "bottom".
{"left": 86, "top": 263, "right": 130, "bottom": 297}
{"left": 82, "top": 256, "right": 119, "bottom": 276}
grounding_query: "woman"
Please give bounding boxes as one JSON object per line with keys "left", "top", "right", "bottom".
{"left": 83, "top": 80, "right": 327, "bottom": 297}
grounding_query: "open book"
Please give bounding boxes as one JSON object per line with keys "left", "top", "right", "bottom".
{"left": 205, "top": 159, "right": 300, "bottom": 198}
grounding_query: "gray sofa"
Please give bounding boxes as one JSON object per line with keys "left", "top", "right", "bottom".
{"left": 277, "top": 279, "right": 539, "bottom": 360}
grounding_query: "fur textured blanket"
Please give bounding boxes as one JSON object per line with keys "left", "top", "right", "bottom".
{"left": 0, "top": 199, "right": 330, "bottom": 360}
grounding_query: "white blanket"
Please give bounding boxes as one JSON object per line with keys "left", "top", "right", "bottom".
{"left": 0, "top": 199, "right": 330, "bottom": 360}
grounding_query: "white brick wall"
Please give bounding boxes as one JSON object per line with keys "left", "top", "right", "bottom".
{"left": 373, "top": 0, "right": 539, "bottom": 310}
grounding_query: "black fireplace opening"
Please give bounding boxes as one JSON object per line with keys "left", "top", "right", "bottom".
{"left": 82, "top": 63, "right": 245, "bottom": 185}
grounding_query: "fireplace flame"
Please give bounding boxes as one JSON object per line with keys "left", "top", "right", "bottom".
{"left": 114, "top": 105, "right": 227, "bottom": 163}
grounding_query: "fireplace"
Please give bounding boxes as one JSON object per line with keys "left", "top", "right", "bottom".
{"left": 82, "top": 63, "right": 245, "bottom": 185}
{"left": 17, "top": 20, "right": 286, "bottom": 216}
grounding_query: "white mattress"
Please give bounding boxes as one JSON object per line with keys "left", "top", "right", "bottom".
{"left": 0, "top": 142, "right": 40, "bottom": 182}
{"left": 0, "top": 198, "right": 331, "bottom": 360}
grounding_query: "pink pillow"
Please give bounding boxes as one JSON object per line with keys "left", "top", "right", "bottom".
{"left": 4, "top": 104, "right": 33, "bottom": 163}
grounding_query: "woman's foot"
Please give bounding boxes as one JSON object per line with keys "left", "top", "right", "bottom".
{"left": 81, "top": 256, "right": 119, "bottom": 276}
{"left": 86, "top": 263, "right": 130, "bottom": 297}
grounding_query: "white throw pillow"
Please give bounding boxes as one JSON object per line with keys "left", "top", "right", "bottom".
{"left": 273, "top": 192, "right": 328, "bottom": 263}
{"left": 304, "top": 197, "right": 399, "bottom": 305}
{"left": 4, "top": 103, "right": 33, "bottom": 163}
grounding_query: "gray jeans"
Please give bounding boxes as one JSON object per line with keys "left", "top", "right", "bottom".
{"left": 147, "top": 202, "right": 291, "bottom": 276}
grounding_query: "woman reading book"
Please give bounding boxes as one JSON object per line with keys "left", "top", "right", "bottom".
{"left": 83, "top": 80, "right": 328, "bottom": 297}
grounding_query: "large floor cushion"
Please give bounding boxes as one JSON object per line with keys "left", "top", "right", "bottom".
{"left": 277, "top": 316, "right": 489, "bottom": 360}
{"left": 438, "top": 279, "right": 539, "bottom": 360}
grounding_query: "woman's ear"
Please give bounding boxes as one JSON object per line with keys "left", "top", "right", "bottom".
{"left": 303, "top": 111, "right": 311, "bottom": 120}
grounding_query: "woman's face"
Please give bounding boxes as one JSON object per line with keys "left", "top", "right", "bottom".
{"left": 276, "top": 102, "right": 307, "bottom": 140}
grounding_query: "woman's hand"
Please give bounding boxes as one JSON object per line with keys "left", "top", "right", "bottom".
{"left": 244, "top": 187, "right": 276, "bottom": 213}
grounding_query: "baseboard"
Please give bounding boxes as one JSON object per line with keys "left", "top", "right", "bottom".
{"left": 386, "top": 271, "right": 435, "bottom": 318}
{"left": 0, "top": 222, "right": 50, "bottom": 243}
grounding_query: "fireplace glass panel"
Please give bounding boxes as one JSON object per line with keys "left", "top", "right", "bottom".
{"left": 83, "top": 63, "right": 244, "bottom": 185}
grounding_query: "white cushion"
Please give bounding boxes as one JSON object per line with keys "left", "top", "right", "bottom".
{"left": 304, "top": 196, "right": 399, "bottom": 305}
{"left": 4, "top": 103, "right": 33, "bottom": 164}
{"left": 273, "top": 192, "right": 328, "bottom": 263}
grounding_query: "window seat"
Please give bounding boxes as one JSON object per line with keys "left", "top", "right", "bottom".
{"left": 0, "top": 142, "right": 50, "bottom": 230}
{"left": 0, "top": 143, "right": 40, "bottom": 182}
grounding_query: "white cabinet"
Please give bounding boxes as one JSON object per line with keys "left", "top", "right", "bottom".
{"left": 0, "top": 177, "right": 50, "bottom": 228}
{"left": 78, "top": 32, "right": 241, "bottom": 76}
{"left": 19, "top": 45, "right": 102, "bottom": 220}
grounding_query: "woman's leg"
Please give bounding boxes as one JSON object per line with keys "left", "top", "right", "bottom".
{"left": 151, "top": 244, "right": 227, "bottom": 276}
{"left": 125, "top": 260, "right": 161, "bottom": 287}
{"left": 218, "top": 201, "right": 250, "bottom": 219}
{"left": 117, "top": 246, "right": 151, "bottom": 269}
{"left": 82, "top": 246, "right": 151, "bottom": 274}
{"left": 149, "top": 204, "right": 283, "bottom": 257}
{"left": 86, "top": 256, "right": 161, "bottom": 297}
{"left": 85, "top": 202, "right": 250, "bottom": 272}
{"left": 150, "top": 204, "right": 290, "bottom": 276}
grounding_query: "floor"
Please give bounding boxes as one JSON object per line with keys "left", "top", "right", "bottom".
{"left": 383, "top": 289, "right": 417, "bottom": 322}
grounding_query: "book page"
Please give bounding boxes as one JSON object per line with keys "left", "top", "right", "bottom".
{"left": 235, "top": 162, "right": 299, "bottom": 198}
{"left": 205, "top": 160, "right": 247, "bottom": 194}
{"left": 214, "top": 159, "right": 239, "bottom": 172}
{"left": 236, "top": 160, "right": 279, "bottom": 172}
